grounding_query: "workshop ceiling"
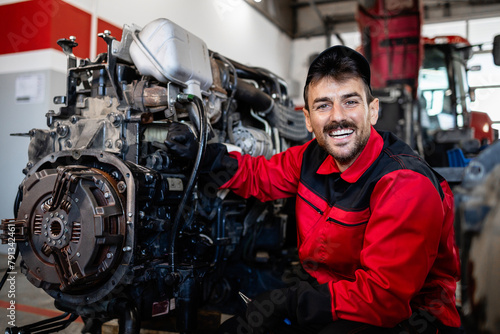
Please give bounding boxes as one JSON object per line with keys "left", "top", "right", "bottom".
{"left": 244, "top": 0, "right": 500, "bottom": 39}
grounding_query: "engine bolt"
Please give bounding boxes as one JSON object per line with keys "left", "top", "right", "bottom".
{"left": 117, "top": 181, "right": 126, "bottom": 193}
{"left": 57, "top": 240, "right": 62, "bottom": 244}
{"left": 57, "top": 125, "right": 69, "bottom": 137}
{"left": 123, "top": 246, "right": 132, "bottom": 252}
{"left": 44, "top": 232, "right": 48, "bottom": 236}
{"left": 76, "top": 252, "right": 81, "bottom": 257}
{"left": 128, "top": 212, "right": 133, "bottom": 217}
{"left": 62, "top": 235, "right": 66, "bottom": 240}
{"left": 55, "top": 212, "right": 59, "bottom": 217}
{"left": 106, "top": 252, "right": 113, "bottom": 259}
{"left": 104, "top": 192, "right": 110, "bottom": 199}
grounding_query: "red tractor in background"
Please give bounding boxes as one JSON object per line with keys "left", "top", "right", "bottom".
{"left": 357, "top": 0, "right": 496, "bottom": 169}
{"left": 357, "top": 1, "right": 500, "bottom": 333}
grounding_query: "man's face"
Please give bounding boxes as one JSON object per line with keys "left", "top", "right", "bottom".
{"left": 303, "top": 76, "right": 379, "bottom": 172}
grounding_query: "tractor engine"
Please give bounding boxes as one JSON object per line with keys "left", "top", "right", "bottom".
{"left": 1, "top": 18, "right": 309, "bottom": 333}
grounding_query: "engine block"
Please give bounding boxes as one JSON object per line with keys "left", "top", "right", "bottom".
{"left": 1, "top": 18, "right": 309, "bottom": 333}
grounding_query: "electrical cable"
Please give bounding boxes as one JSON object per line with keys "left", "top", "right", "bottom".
{"left": 169, "top": 94, "right": 208, "bottom": 272}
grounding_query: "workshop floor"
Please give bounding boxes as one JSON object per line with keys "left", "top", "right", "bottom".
{"left": 0, "top": 254, "right": 228, "bottom": 333}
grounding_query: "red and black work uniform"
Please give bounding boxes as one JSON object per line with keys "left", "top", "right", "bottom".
{"left": 220, "top": 127, "right": 461, "bottom": 328}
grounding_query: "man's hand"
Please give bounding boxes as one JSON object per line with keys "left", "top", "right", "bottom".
{"left": 164, "top": 122, "right": 199, "bottom": 160}
{"left": 163, "top": 122, "right": 239, "bottom": 187}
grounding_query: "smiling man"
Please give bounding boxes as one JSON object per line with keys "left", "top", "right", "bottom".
{"left": 303, "top": 76, "right": 378, "bottom": 172}
{"left": 166, "top": 46, "right": 463, "bottom": 334}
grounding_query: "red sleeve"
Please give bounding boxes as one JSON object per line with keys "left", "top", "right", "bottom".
{"left": 220, "top": 141, "right": 309, "bottom": 202}
{"left": 329, "top": 170, "right": 449, "bottom": 326}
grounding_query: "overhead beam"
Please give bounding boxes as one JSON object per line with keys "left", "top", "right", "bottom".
{"left": 244, "top": 0, "right": 500, "bottom": 40}
{"left": 243, "top": 0, "right": 295, "bottom": 37}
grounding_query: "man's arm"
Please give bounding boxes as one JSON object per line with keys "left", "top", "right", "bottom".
{"left": 164, "top": 122, "right": 307, "bottom": 195}
{"left": 220, "top": 142, "right": 309, "bottom": 202}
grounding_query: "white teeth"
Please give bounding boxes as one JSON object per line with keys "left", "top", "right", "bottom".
{"left": 328, "top": 129, "right": 354, "bottom": 138}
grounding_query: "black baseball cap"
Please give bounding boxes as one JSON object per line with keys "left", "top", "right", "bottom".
{"left": 304, "top": 45, "right": 372, "bottom": 94}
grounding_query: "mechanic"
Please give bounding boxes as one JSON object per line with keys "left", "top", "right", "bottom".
{"left": 165, "top": 45, "right": 462, "bottom": 334}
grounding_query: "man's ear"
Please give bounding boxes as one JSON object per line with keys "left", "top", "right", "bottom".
{"left": 369, "top": 98, "right": 379, "bottom": 125}
{"left": 303, "top": 108, "right": 313, "bottom": 132}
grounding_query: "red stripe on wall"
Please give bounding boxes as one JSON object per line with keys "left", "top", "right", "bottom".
{"left": 0, "top": 0, "right": 122, "bottom": 59}
{"left": 50, "top": 0, "right": 91, "bottom": 58}
{"left": 0, "top": 0, "right": 53, "bottom": 54}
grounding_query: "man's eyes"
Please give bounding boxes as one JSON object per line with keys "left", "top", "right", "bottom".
{"left": 313, "top": 99, "right": 360, "bottom": 110}
{"left": 313, "top": 103, "right": 331, "bottom": 111}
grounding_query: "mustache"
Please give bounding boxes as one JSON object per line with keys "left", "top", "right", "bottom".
{"left": 323, "top": 121, "right": 357, "bottom": 133}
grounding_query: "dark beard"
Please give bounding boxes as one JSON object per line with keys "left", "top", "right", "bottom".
{"left": 333, "top": 135, "right": 367, "bottom": 164}
{"left": 320, "top": 121, "right": 370, "bottom": 165}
